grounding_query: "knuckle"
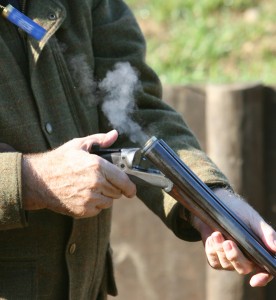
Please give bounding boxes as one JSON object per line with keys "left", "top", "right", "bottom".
{"left": 234, "top": 264, "right": 251, "bottom": 275}
{"left": 90, "top": 178, "right": 104, "bottom": 191}
{"left": 208, "top": 259, "right": 221, "bottom": 270}
{"left": 91, "top": 156, "right": 108, "bottom": 178}
{"left": 91, "top": 161, "right": 102, "bottom": 174}
{"left": 205, "top": 247, "right": 214, "bottom": 257}
{"left": 70, "top": 137, "right": 81, "bottom": 147}
{"left": 221, "top": 262, "right": 234, "bottom": 270}
{"left": 238, "top": 269, "right": 250, "bottom": 275}
{"left": 82, "top": 190, "right": 94, "bottom": 201}
{"left": 239, "top": 263, "right": 254, "bottom": 275}
{"left": 103, "top": 198, "right": 113, "bottom": 208}
{"left": 225, "top": 265, "right": 235, "bottom": 271}
{"left": 70, "top": 195, "right": 92, "bottom": 218}
{"left": 73, "top": 206, "right": 88, "bottom": 218}
{"left": 71, "top": 137, "right": 79, "bottom": 143}
{"left": 206, "top": 251, "right": 221, "bottom": 269}
{"left": 225, "top": 250, "right": 238, "bottom": 262}
{"left": 97, "top": 197, "right": 113, "bottom": 209}
{"left": 205, "top": 240, "right": 215, "bottom": 257}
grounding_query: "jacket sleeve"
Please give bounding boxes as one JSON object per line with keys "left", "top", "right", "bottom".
{"left": 0, "top": 152, "right": 27, "bottom": 230}
{"left": 92, "top": 0, "right": 231, "bottom": 241}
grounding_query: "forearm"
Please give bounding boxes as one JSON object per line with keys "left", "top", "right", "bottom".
{"left": 184, "top": 187, "right": 253, "bottom": 234}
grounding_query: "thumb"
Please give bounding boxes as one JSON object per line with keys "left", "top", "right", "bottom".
{"left": 93, "top": 129, "right": 119, "bottom": 148}
{"left": 59, "top": 130, "right": 119, "bottom": 152}
{"left": 79, "top": 130, "right": 119, "bottom": 152}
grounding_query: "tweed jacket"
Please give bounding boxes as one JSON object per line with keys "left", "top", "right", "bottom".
{"left": 0, "top": 0, "right": 230, "bottom": 299}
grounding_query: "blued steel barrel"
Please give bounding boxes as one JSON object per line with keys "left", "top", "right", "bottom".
{"left": 142, "top": 136, "right": 276, "bottom": 276}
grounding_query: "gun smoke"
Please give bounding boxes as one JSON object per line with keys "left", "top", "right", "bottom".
{"left": 67, "top": 51, "right": 149, "bottom": 144}
{"left": 66, "top": 52, "right": 98, "bottom": 106}
{"left": 99, "top": 62, "right": 149, "bottom": 145}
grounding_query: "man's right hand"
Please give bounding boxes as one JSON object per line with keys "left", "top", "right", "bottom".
{"left": 22, "top": 130, "right": 136, "bottom": 218}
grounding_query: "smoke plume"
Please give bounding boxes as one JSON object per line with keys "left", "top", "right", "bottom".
{"left": 99, "top": 62, "right": 149, "bottom": 144}
{"left": 65, "top": 49, "right": 149, "bottom": 144}
{"left": 67, "top": 54, "right": 98, "bottom": 106}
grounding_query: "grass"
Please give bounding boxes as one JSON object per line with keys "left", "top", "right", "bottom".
{"left": 125, "top": 0, "right": 276, "bottom": 85}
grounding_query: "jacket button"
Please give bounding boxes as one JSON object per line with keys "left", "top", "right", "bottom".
{"left": 69, "top": 243, "right": 76, "bottom": 254}
{"left": 48, "top": 12, "right": 57, "bottom": 20}
{"left": 45, "top": 122, "right": 53, "bottom": 134}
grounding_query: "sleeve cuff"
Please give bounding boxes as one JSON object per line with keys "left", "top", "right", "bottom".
{"left": 170, "top": 202, "right": 201, "bottom": 242}
{"left": 0, "top": 153, "right": 28, "bottom": 230}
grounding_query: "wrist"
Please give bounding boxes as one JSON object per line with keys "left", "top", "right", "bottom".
{"left": 22, "top": 154, "right": 46, "bottom": 211}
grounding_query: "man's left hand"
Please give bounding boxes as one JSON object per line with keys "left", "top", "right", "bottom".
{"left": 191, "top": 188, "right": 276, "bottom": 287}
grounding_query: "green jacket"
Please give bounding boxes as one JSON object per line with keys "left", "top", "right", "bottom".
{"left": 0, "top": 0, "right": 229, "bottom": 299}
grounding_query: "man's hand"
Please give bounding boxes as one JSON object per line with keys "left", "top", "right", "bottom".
{"left": 22, "top": 130, "right": 136, "bottom": 218}
{"left": 191, "top": 188, "right": 276, "bottom": 287}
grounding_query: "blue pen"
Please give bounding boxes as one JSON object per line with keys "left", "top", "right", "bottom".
{"left": 2, "top": 4, "right": 46, "bottom": 41}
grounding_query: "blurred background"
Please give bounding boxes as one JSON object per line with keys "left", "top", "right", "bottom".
{"left": 109, "top": 1, "right": 276, "bottom": 300}
{"left": 127, "top": 0, "right": 276, "bottom": 85}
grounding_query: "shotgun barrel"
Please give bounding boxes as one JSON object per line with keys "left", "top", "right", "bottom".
{"left": 142, "top": 136, "right": 276, "bottom": 277}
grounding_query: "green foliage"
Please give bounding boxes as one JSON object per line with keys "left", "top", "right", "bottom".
{"left": 125, "top": 0, "right": 276, "bottom": 84}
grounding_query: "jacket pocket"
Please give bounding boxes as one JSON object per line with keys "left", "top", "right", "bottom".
{"left": 0, "top": 261, "right": 37, "bottom": 299}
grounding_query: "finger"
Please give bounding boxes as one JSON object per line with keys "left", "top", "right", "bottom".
{"left": 223, "top": 240, "right": 253, "bottom": 274}
{"left": 94, "top": 196, "right": 114, "bottom": 210}
{"left": 249, "top": 271, "right": 274, "bottom": 287}
{"left": 97, "top": 180, "right": 123, "bottom": 199}
{"left": 88, "top": 192, "right": 114, "bottom": 212}
{"left": 72, "top": 191, "right": 114, "bottom": 218}
{"left": 211, "top": 232, "right": 234, "bottom": 270}
{"left": 101, "top": 160, "right": 136, "bottom": 198}
{"left": 205, "top": 236, "right": 222, "bottom": 269}
{"left": 74, "top": 206, "right": 103, "bottom": 219}
{"left": 88, "top": 158, "right": 129, "bottom": 199}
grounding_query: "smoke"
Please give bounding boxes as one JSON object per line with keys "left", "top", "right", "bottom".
{"left": 65, "top": 50, "right": 148, "bottom": 144}
{"left": 99, "top": 62, "right": 149, "bottom": 144}
{"left": 67, "top": 54, "right": 98, "bottom": 106}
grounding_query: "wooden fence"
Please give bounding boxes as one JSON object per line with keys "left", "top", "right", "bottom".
{"left": 109, "top": 83, "right": 276, "bottom": 300}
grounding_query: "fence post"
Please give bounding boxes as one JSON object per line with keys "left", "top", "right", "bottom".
{"left": 205, "top": 83, "right": 265, "bottom": 300}
{"left": 263, "top": 86, "right": 276, "bottom": 299}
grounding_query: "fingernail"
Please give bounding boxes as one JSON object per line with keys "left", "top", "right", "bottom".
{"left": 213, "top": 232, "right": 223, "bottom": 243}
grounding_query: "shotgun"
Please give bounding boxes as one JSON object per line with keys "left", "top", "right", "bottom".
{"left": 92, "top": 136, "right": 276, "bottom": 277}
